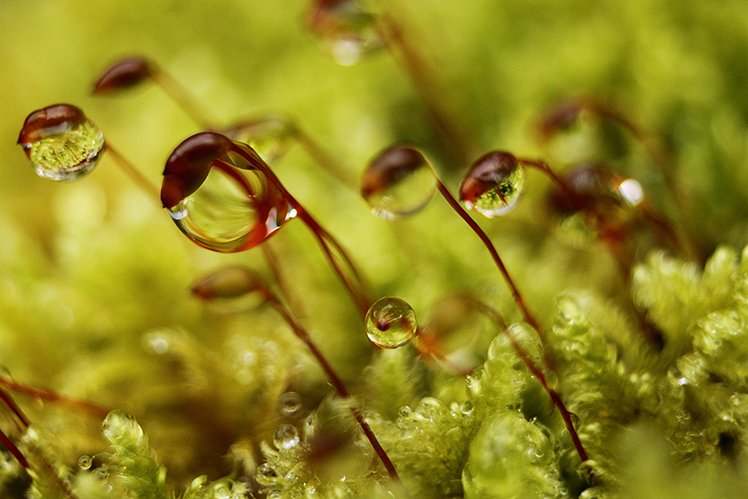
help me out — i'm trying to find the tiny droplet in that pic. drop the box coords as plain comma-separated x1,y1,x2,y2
278,392,303,417
78,455,93,470
273,424,300,450
18,104,105,181
617,178,643,206
361,145,436,220
365,297,418,348
459,151,524,217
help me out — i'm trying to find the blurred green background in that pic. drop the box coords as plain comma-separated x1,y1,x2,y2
3,0,748,490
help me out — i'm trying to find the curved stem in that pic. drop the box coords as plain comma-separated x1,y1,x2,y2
433,179,552,362
0,377,110,420
103,141,161,201
150,66,215,131
231,144,373,317
470,300,591,475
260,289,401,483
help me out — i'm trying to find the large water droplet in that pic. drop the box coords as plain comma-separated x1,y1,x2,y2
223,118,296,164
365,296,418,348
459,151,524,217
361,145,436,219
18,104,105,181
307,0,384,66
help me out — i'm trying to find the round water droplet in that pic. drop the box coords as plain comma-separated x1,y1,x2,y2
361,145,436,219
459,151,524,217
78,455,93,470
162,133,296,253
223,118,296,164
274,424,300,450
18,104,105,181
278,392,303,417
307,0,384,66
365,297,418,348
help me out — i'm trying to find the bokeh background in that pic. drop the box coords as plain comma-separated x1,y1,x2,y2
2,0,748,492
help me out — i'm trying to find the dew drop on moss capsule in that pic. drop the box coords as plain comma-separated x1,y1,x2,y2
460,151,525,217
18,104,105,181
365,297,418,349
307,0,383,66
361,145,436,220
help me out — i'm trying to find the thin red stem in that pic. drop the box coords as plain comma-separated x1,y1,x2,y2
433,180,550,351
0,377,110,420
230,144,373,317
263,291,401,483
0,389,30,427
470,301,591,474
0,428,29,468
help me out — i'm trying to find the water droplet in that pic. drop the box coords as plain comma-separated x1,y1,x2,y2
78,455,93,470
273,424,300,450
278,392,303,417
162,133,295,253
223,118,296,164
93,57,153,94
459,151,524,217
365,297,417,348
361,145,436,219
307,0,383,66
191,266,265,300
18,104,105,181
93,468,109,481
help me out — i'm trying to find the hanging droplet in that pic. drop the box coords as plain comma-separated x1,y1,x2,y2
222,117,297,164
361,145,436,219
92,57,153,94
18,104,105,181
307,0,384,66
365,296,418,349
273,424,300,450
162,132,296,253
460,151,525,217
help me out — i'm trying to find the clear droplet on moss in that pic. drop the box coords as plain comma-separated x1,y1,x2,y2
361,145,436,220
307,0,383,66
273,424,300,450
191,266,264,300
278,392,302,417
365,297,418,348
78,455,93,470
460,151,525,217
222,118,296,164
18,104,105,181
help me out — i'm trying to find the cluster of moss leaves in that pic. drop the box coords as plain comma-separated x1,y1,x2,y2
3,0,748,498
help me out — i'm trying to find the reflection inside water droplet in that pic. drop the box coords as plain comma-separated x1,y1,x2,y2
362,146,436,219
168,166,295,253
78,455,93,470
19,107,105,182
273,424,300,450
278,392,303,417
223,118,296,164
460,152,525,218
365,297,418,348
308,0,383,66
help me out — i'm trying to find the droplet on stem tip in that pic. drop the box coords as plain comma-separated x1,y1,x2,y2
307,0,384,66
361,145,436,219
17,104,105,181
161,132,295,253
459,151,525,217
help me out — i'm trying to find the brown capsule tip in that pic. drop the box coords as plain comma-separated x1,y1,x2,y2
361,145,428,199
92,57,154,95
161,132,236,207
459,151,519,203
535,99,586,143
17,104,87,146
190,266,264,300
